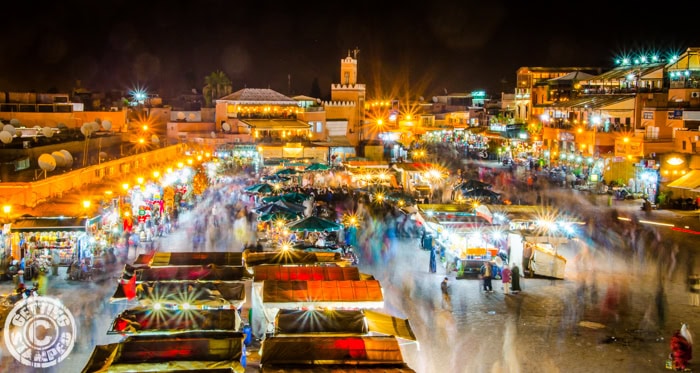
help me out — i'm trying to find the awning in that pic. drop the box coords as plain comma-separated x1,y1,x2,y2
110,281,246,309
254,265,360,282
108,308,241,335
667,170,700,189
262,280,384,309
133,265,251,282
243,250,343,267
10,215,100,232
147,252,244,266
82,333,245,373
275,309,366,334
363,309,417,342
273,309,417,343
259,336,410,367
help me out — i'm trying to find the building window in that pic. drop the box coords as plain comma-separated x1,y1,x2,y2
316,122,322,132
643,112,653,119
344,72,350,85
682,141,687,150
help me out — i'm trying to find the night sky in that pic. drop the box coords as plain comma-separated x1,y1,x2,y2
2,1,698,100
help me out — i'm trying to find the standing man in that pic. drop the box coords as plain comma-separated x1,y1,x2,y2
429,244,437,273
440,277,451,311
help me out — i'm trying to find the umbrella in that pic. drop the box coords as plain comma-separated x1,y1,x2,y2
244,183,274,194
255,203,301,215
257,211,302,222
261,174,291,183
454,179,492,191
276,168,299,175
305,162,330,171
272,200,306,212
286,216,343,232
262,192,310,204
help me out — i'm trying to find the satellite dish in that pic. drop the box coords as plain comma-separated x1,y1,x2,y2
188,113,196,121
210,131,217,139
60,150,73,167
432,96,438,103
38,153,57,171
176,112,186,120
3,124,16,136
0,131,12,144
94,118,102,125
57,123,67,130
99,151,108,160
222,122,231,132
151,135,159,144
90,121,100,132
42,127,54,138
9,118,20,126
33,125,41,130
102,120,112,131
51,151,67,167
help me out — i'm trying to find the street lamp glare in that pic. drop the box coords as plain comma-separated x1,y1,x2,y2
3,205,11,214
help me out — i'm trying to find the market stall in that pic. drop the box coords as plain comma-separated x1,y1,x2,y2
508,233,568,279
259,335,415,372
110,281,246,310
274,309,417,346
82,333,246,373
128,265,251,283
109,308,242,335
143,251,244,267
9,215,101,265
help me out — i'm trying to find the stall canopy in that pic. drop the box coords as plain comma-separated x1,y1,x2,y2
667,170,700,189
274,309,417,343
132,265,251,282
109,308,241,335
10,215,100,232
243,249,343,267
141,252,244,266
254,265,360,282
110,281,246,309
82,332,245,373
259,336,414,372
262,280,384,309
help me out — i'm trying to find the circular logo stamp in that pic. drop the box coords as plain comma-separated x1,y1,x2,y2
3,295,76,368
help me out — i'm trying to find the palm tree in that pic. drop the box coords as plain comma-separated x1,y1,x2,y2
203,70,232,108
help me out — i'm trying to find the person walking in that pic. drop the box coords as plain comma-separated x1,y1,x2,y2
511,263,522,294
480,261,493,293
501,264,512,294
429,244,437,273
440,277,452,311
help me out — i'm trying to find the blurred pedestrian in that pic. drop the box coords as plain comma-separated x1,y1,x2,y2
689,274,700,306
670,324,693,371
480,261,493,293
511,263,522,294
429,244,437,273
501,264,512,294
440,277,451,311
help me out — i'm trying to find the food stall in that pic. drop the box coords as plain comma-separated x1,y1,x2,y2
507,232,568,279
8,215,101,265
